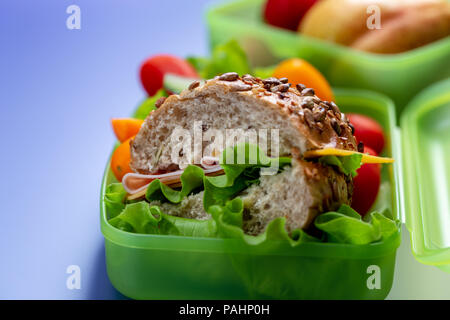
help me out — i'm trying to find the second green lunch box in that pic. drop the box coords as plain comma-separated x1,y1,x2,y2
207,0,450,115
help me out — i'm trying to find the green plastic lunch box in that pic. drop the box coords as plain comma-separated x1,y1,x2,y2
206,0,450,116
100,77,450,299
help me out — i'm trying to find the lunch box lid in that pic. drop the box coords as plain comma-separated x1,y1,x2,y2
399,78,450,272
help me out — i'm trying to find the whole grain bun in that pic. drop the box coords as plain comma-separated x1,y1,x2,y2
300,0,450,54
129,73,357,233
130,74,356,174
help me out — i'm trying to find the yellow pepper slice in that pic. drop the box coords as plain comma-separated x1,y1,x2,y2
303,148,394,164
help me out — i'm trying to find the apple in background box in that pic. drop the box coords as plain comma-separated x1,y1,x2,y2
264,0,319,31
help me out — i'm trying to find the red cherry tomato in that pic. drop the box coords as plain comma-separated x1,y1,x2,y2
140,55,198,96
264,0,318,31
347,113,385,154
351,146,381,216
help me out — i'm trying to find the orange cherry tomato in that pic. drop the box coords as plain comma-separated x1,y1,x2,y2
111,118,144,143
111,136,134,182
272,58,334,102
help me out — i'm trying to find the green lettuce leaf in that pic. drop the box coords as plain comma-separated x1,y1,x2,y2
142,143,291,210
187,40,251,79
217,143,291,186
109,201,217,237
370,211,399,241
314,204,399,244
106,143,291,236
104,143,398,246
145,165,205,203
109,201,159,233
203,143,291,209
319,153,362,177
186,56,210,77
133,89,167,120
208,197,319,247
104,183,127,219
210,201,398,247
186,40,274,80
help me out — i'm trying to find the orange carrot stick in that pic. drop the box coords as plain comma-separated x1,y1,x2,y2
111,136,134,182
111,118,144,143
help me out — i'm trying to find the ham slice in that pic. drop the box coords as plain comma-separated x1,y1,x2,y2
122,157,222,195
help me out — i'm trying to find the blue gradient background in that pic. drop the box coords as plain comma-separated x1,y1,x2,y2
1,0,450,299
0,0,210,299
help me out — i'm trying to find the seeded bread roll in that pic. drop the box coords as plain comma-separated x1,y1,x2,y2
128,73,357,233
148,191,209,221
240,158,352,235
130,73,356,174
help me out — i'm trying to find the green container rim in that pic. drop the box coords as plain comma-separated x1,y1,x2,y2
100,89,401,260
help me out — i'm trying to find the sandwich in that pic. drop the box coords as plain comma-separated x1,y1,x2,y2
105,73,396,243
